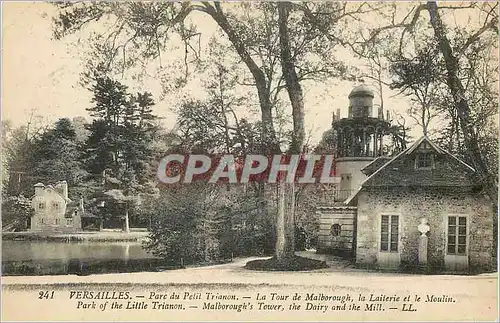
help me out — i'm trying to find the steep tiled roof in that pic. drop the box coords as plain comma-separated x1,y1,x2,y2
32,185,71,202
361,156,392,176
64,201,80,218
345,136,478,205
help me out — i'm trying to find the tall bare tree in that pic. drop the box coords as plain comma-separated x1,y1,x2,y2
426,1,498,207
305,1,498,206
53,2,359,263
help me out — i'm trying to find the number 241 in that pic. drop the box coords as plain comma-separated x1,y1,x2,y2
38,291,55,299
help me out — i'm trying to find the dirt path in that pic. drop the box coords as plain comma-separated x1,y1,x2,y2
2,253,497,322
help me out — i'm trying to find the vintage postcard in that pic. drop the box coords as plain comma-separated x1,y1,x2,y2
1,1,498,322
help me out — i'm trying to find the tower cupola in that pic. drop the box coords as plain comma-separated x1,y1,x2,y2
348,84,374,118
332,84,392,158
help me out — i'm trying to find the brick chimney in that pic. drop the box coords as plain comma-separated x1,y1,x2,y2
55,181,69,200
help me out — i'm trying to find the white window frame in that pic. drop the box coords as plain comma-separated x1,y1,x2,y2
446,214,469,256
379,214,400,253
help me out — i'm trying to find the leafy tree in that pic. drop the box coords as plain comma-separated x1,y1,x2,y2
84,76,160,231
389,40,445,136
2,116,88,200
166,69,275,259
2,118,43,197
315,129,336,154
53,1,363,263
426,1,498,207
31,118,88,193
145,181,233,263
1,195,33,231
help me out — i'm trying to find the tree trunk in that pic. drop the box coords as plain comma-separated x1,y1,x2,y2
274,181,297,259
123,206,130,233
275,179,287,259
274,1,307,260
427,1,498,209
278,2,305,155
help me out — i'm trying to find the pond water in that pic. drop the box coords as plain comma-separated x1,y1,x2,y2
2,240,154,262
2,240,180,276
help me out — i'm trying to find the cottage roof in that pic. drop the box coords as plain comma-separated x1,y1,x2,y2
64,207,78,218
345,136,477,205
361,156,392,176
32,182,71,203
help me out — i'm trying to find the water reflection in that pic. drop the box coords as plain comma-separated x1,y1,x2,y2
2,240,152,262
2,240,180,276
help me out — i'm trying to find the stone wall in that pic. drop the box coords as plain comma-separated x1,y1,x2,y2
356,187,494,273
317,206,357,255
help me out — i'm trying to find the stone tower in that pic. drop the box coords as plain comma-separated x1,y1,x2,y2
332,84,392,195
316,85,394,255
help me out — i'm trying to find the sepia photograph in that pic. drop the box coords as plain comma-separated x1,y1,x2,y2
1,1,498,322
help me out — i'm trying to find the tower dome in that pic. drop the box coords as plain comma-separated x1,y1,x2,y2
348,84,374,98
348,84,374,118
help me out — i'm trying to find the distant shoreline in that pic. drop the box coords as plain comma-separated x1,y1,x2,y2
2,230,150,243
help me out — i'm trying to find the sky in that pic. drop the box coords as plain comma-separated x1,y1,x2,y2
1,2,466,145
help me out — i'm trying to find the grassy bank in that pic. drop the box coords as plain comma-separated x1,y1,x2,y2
2,230,150,243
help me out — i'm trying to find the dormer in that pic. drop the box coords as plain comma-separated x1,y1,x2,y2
414,141,436,170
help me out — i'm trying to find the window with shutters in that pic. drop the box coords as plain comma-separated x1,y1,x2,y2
380,215,399,252
447,216,467,255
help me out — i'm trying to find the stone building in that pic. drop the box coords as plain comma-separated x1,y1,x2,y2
317,84,396,255
30,181,83,232
317,85,494,273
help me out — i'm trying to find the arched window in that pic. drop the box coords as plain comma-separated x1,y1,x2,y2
331,224,341,237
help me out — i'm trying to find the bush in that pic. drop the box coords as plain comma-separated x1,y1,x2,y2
245,255,328,271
